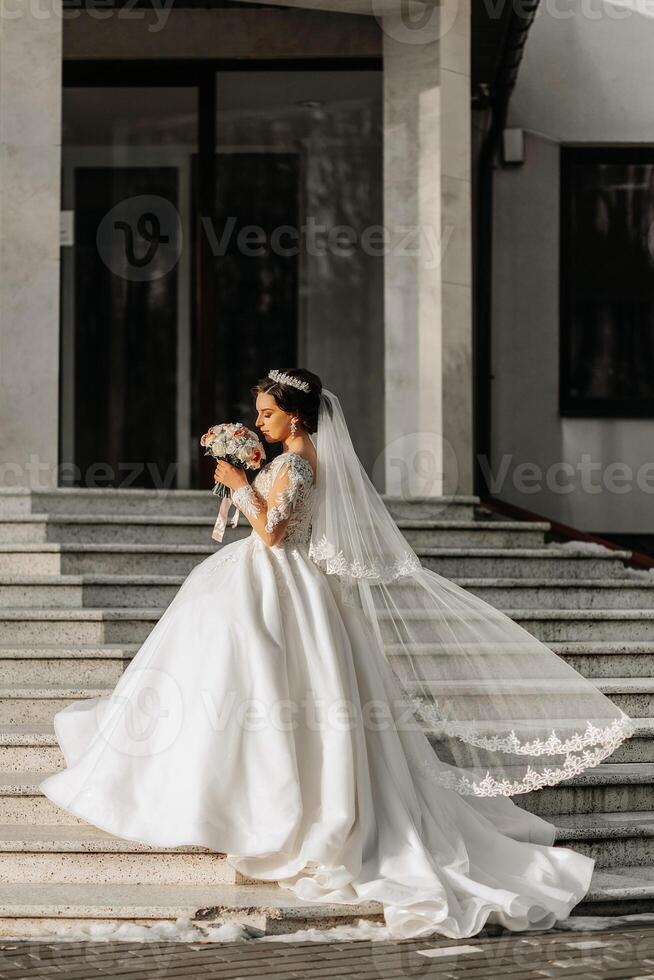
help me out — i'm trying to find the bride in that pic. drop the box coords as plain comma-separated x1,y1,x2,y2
39,368,636,940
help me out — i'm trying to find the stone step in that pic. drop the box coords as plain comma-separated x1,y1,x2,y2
4,703,652,767
0,676,648,724
554,811,654,868
0,687,111,724
577,678,654,718
0,609,159,645
0,516,239,548
1,640,652,688
399,520,551,549
387,640,654,681
0,575,184,609
426,717,654,765
380,606,654,644
3,573,653,612
418,548,632,579
408,676,652,717
551,641,654,679
3,604,654,649
0,544,622,585
4,604,654,650
1,710,652,775
0,873,647,937
2,762,652,824
0,825,252,885
0,863,652,935
0,487,479,520
0,816,646,908
0,489,228,518
0,516,550,551
0,771,87,825
518,763,654,817
0,543,218,577
458,578,654,610
0,725,66,772
0,880,384,937
513,610,654,642
574,866,654,915
5,572,654,612
0,810,648,885
0,646,133,685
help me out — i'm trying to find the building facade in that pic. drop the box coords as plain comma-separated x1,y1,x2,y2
3,0,650,539
491,0,654,538
0,0,472,500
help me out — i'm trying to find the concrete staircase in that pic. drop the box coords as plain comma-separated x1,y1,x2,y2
0,486,652,935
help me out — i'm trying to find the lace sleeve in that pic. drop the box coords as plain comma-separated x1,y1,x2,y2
231,484,264,522
264,455,312,535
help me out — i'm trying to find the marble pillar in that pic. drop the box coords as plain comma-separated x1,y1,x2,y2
0,0,62,489
382,0,472,497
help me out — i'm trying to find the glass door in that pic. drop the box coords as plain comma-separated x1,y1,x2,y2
60,82,198,489
60,62,383,490
210,68,384,476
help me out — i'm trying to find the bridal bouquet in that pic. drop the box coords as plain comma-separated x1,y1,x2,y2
201,422,266,497
201,423,266,544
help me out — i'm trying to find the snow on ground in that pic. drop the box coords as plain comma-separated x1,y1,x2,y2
549,540,619,556
623,564,654,579
4,913,654,945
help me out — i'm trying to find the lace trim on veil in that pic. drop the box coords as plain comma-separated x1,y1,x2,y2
411,696,637,757
309,533,421,582
421,717,636,797
412,698,637,797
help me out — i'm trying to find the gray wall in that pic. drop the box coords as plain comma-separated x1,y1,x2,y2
491,0,654,533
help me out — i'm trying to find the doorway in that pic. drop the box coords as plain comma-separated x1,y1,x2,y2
60,60,383,489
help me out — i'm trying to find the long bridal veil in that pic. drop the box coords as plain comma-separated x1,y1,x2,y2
308,389,636,798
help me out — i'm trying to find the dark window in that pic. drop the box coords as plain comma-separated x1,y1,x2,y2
560,146,654,417
61,61,382,488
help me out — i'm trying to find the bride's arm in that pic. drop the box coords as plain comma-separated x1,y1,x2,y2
259,460,305,546
231,482,280,545
215,459,301,548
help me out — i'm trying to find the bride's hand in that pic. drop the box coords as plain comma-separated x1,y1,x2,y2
214,460,248,491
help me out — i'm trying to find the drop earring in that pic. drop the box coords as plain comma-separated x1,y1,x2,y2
290,418,298,437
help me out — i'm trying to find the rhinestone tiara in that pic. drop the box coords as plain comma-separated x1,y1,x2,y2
267,369,310,393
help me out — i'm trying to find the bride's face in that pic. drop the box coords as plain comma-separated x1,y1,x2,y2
255,393,294,443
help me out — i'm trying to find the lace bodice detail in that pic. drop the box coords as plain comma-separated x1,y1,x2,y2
233,451,316,546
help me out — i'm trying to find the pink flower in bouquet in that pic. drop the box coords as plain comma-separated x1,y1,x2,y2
201,422,266,497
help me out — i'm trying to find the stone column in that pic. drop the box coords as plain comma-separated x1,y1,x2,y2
0,0,62,489
382,0,472,497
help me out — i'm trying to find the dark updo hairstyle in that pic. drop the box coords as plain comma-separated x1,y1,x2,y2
251,368,322,434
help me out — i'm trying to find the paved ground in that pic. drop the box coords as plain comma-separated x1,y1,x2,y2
2,924,654,980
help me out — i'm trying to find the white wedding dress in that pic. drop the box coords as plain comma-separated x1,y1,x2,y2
40,450,596,940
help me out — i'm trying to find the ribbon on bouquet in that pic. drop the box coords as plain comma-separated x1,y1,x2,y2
211,493,240,543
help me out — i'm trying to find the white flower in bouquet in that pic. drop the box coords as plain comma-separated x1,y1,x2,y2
200,423,266,497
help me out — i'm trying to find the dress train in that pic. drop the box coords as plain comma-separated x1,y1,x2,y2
40,525,595,940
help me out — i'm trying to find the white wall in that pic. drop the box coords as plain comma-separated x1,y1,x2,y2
0,2,62,489
492,0,654,533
